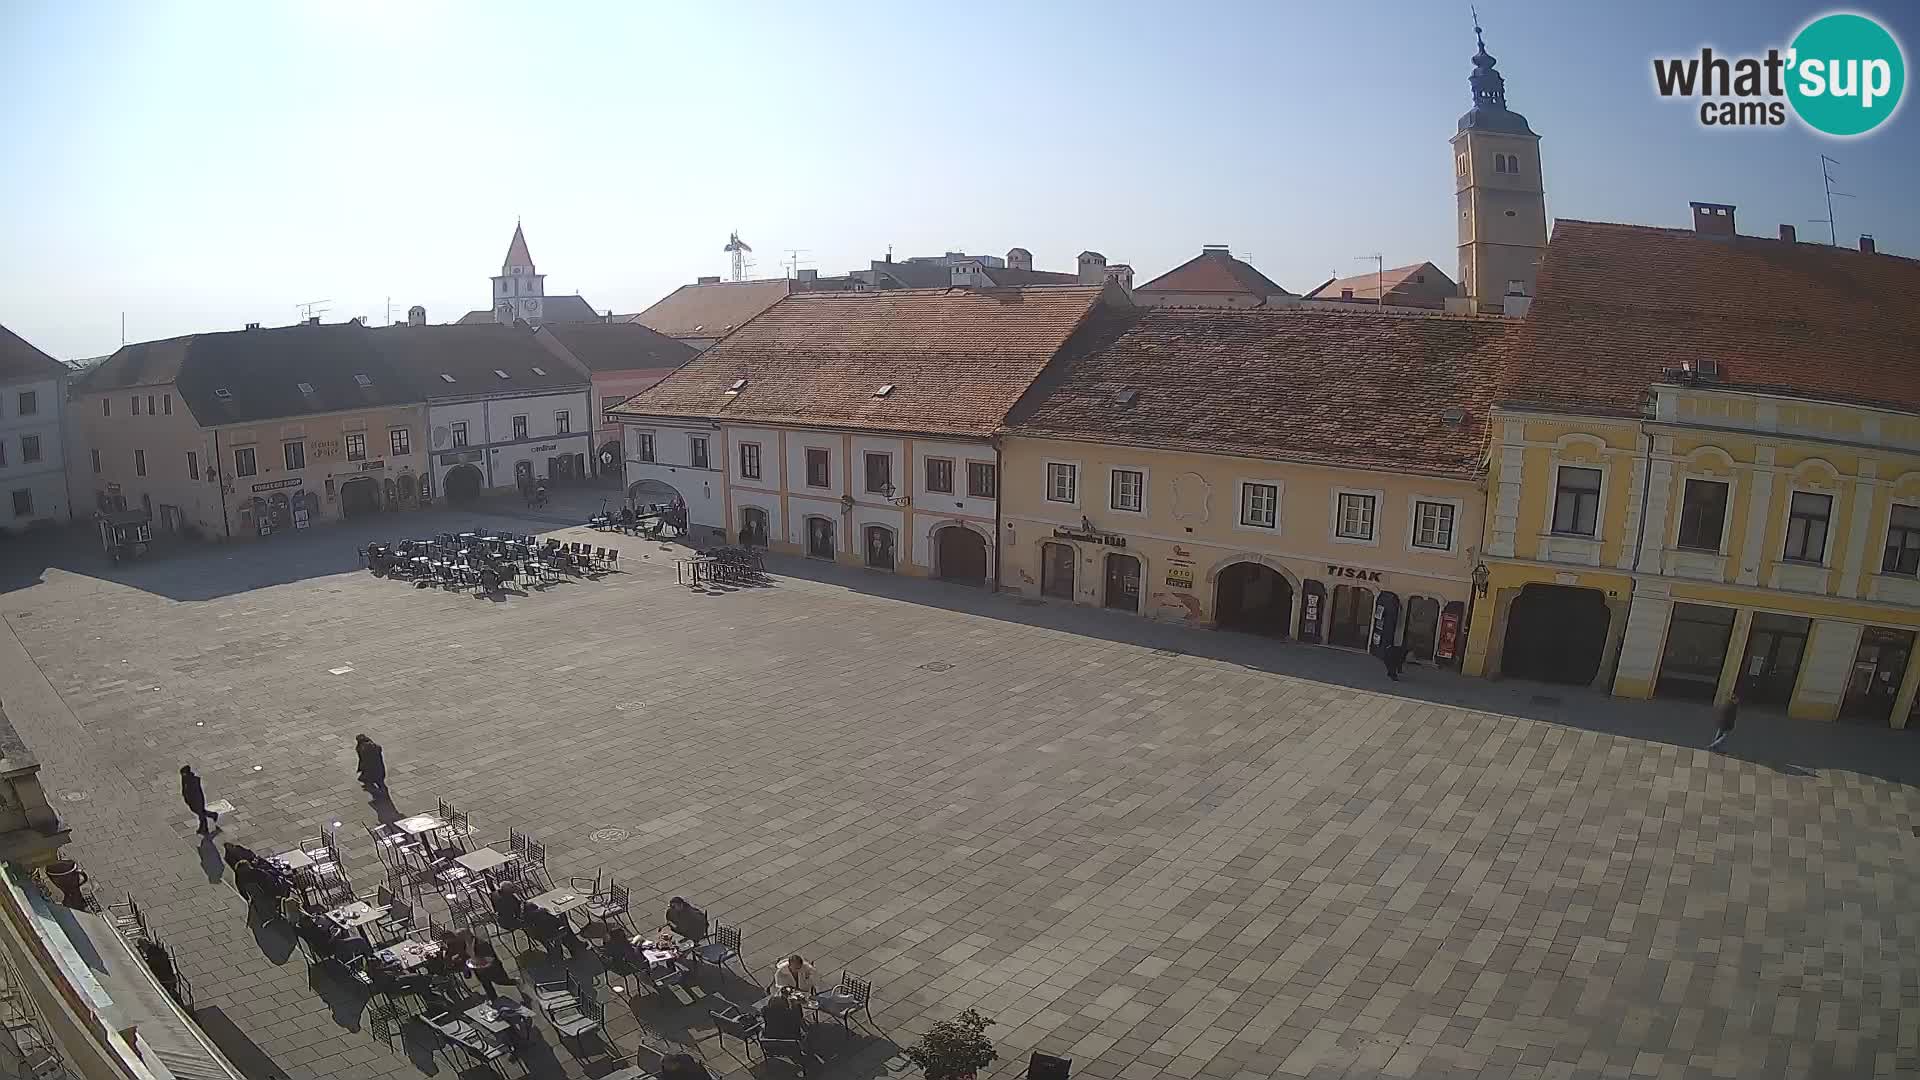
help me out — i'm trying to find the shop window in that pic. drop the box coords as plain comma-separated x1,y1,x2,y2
1046,462,1077,504
234,446,257,477
1882,505,1920,576
967,461,997,498
1110,469,1144,513
1412,500,1454,550
1551,466,1602,536
1654,603,1736,701
1783,491,1832,563
1240,482,1278,528
926,457,954,494
1677,479,1729,550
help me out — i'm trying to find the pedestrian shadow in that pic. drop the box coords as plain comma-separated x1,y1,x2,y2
397,1017,445,1075
194,1005,296,1079
307,962,371,1031
370,790,403,825
196,834,226,883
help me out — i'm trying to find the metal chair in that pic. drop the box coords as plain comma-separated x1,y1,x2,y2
586,880,630,927
549,998,605,1056
695,923,743,976
1024,1051,1073,1079
707,1000,764,1055
820,971,873,1031
523,838,549,887
369,1000,401,1048
509,827,529,858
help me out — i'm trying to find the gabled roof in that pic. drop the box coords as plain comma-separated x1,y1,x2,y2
370,323,588,396
0,323,69,382
612,286,1117,439
456,294,602,326
1507,219,1920,417
630,278,792,340
537,321,698,374
1303,262,1454,307
1007,306,1514,480
90,322,426,426
502,223,534,272
1136,248,1293,298
977,266,1080,287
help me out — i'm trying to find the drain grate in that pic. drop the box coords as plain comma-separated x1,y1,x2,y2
63,791,88,803
919,661,953,673
590,827,631,844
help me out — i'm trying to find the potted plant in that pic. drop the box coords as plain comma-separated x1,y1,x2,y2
905,1008,998,1080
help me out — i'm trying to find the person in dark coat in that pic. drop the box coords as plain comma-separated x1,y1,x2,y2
1381,642,1408,681
355,735,387,794
180,765,219,833
666,896,708,941
1710,692,1738,750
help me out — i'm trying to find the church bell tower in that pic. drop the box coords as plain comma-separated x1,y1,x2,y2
1450,21,1547,314
490,222,546,324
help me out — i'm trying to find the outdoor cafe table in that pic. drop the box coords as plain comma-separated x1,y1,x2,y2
527,886,593,918
373,938,440,971
465,998,531,1035
454,847,516,875
395,812,449,836
322,900,390,939
268,848,313,872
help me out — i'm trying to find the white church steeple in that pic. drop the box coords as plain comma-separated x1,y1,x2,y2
490,222,545,324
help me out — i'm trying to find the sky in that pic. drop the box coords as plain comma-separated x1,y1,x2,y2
2,0,1916,360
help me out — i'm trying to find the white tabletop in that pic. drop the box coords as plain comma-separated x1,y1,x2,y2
454,847,516,873
324,901,390,930
527,887,592,915
396,813,447,835
270,849,313,870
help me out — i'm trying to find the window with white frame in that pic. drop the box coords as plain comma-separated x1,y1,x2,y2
346,432,366,461
1336,492,1376,540
1412,500,1454,550
739,441,762,480
925,457,954,494
967,461,996,498
555,410,570,434
1676,479,1730,551
1240,482,1278,528
450,422,467,449
1046,462,1077,504
1884,505,1920,577
283,440,305,471
390,428,411,456
635,432,653,462
690,436,709,469
805,447,831,488
1110,468,1144,512
1551,466,1602,536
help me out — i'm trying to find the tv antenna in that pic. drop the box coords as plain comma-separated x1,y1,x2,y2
782,249,813,278
295,299,332,322
1809,154,1853,246
1355,253,1384,304
723,231,753,282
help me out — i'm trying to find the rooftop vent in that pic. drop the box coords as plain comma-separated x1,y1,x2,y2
1441,407,1466,426
531,366,547,376
727,378,748,395
214,388,233,401
493,369,510,379
873,384,894,397
353,373,372,388
439,373,456,384
296,382,315,394
1115,388,1140,406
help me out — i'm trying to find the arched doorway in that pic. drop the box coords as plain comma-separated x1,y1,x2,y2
1328,585,1374,649
1215,562,1293,637
936,525,988,586
1104,553,1141,612
740,507,769,548
1404,596,1441,663
445,464,484,504
864,526,896,570
396,473,416,504
599,441,623,480
340,477,381,519
628,478,681,507
805,516,836,559
1041,542,1075,600
1500,584,1610,685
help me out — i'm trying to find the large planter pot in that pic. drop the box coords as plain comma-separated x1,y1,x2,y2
46,859,90,909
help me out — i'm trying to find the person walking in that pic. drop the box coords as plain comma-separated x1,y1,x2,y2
1710,692,1738,751
180,765,219,834
355,734,387,794
1381,641,1408,681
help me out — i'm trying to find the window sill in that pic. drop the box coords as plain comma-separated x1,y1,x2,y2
1673,544,1723,555
1548,530,1600,541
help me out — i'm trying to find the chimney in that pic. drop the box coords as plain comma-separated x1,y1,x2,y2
244,322,261,330
1860,234,1876,254
1779,224,1796,243
305,316,321,325
1006,247,1033,272
1505,295,1533,318
696,275,722,285
407,304,426,327
796,268,818,282
1076,250,1108,285
1689,201,1737,237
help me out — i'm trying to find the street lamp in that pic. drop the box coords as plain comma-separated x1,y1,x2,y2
1472,562,1490,596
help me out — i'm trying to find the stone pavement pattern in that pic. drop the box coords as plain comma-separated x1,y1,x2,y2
1,508,1918,1080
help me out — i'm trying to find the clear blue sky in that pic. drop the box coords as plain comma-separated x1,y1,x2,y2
3,1,1915,359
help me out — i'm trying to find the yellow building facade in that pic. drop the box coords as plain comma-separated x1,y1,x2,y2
999,436,1481,664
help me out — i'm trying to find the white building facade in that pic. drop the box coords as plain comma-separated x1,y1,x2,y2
0,351,69,534
428,387,593,500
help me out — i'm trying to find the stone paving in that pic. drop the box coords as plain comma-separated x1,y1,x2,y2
1,505,1918,1080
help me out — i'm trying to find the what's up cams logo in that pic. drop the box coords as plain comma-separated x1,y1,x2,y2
1653,12,1905,136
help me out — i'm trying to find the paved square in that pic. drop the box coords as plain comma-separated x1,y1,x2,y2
3,505,1919,1080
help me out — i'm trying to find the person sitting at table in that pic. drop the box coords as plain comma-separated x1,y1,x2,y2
526,904,582,956
491,884,526,932
295,914,348,963
760,994,812,1072
659,1052,715,1079
666,896,709,941
773,954,819,994
433,931,470,976
221,841,260,872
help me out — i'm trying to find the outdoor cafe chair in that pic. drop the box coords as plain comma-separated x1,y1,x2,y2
585,880,629,927
523,838,550,886
509,827,529,859
549,997,605,1056
695,923,744,977
708,999,764,1055
819,971,874,1031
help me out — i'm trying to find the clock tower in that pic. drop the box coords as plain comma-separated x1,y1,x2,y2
489,222,546,324
1450,22,1547,314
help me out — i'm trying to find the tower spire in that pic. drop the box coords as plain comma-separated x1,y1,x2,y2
1468,11,1508,111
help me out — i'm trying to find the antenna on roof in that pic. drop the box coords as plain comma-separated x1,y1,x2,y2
295,299,332,322
724,231,754,282
782,249,813,278
1355,253,1384,305
1808,154,1854,247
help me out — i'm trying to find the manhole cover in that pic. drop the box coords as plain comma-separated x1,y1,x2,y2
590,828,630,843
919,661,952,672
63,791,89,803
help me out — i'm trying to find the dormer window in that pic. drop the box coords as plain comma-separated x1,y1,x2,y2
494,369,510,379
214,388,233,401
531,366,547,376
727,378,747,396
354,373,372,388
296,382,315,395
873,384,894,398
440,373,456,384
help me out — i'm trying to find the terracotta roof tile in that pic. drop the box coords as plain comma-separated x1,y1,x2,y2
1509,220,1920,417
0,322,68,381
1007,307,1516,480
1305,262,1454,306
631,279,792,340
612,286,1113,439
1136,248,1293,298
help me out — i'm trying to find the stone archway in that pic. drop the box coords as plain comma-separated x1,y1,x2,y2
935,525,990,586
628,479,681,507
340,477,382,519
1215,561,1293,637
444,464,484,504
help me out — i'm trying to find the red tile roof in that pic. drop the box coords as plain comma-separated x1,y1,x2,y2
0,323,67,382
1508,220,1920,417
1007,307,1516,480
1136,248,1293,298
612,286,1115,439
1304,262,1454,307
630,279,792,341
